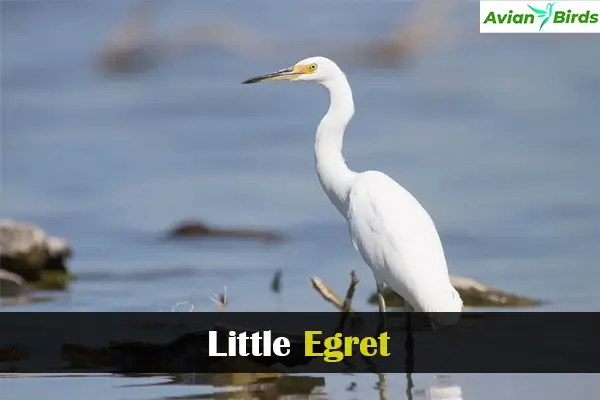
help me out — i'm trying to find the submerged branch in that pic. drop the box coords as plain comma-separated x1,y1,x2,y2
310,272,364,329
335,271,359,333
341,271,359,313
310,276,348,311
209,286,228,311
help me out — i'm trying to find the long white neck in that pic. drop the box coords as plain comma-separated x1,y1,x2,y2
314,73,358,217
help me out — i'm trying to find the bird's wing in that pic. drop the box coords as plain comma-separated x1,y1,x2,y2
347,171,461,314
527,5,547,16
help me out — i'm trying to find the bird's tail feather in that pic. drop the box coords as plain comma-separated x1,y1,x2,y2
429,287,463,329
430,312,461,329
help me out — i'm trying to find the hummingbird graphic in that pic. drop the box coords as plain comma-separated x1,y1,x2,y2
528,2,556,31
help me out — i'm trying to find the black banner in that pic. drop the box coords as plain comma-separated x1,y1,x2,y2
0,312,598,373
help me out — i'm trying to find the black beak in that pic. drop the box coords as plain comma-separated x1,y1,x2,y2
242,66,296,84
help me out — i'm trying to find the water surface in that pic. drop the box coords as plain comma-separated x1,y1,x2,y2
2,0,599,398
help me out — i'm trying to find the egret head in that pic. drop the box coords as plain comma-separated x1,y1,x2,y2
242,56,342,86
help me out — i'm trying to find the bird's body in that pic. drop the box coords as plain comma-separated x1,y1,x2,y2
243,56,462,327
347,171,462,317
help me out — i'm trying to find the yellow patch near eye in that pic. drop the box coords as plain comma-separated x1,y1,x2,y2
293,63,318,74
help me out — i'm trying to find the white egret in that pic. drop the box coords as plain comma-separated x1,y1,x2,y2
242,56,463,332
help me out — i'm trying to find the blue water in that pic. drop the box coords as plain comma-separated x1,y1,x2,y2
2,0,599,398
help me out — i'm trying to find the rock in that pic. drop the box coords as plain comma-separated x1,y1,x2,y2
0,268,26,298
0,219,74,289
96,0,159,75
368,275,543,308
166,220,284,244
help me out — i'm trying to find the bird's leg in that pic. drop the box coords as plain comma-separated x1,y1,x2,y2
376,281,388,337
358,280,388,372
405,369,415,400
404,304,415,392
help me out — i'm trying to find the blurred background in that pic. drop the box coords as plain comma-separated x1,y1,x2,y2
1,0,599,398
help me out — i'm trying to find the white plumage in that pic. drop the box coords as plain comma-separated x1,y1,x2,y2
243,56,462,327
348,171,462,325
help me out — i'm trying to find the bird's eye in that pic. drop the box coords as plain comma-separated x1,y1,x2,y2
309,63,317,71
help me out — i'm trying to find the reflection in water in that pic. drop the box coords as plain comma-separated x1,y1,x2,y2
0,295,55,307
413,375,463,400
376,374,389,400
120,373,326,400
117,373,462,400
76,266,199,283
406,372,414,400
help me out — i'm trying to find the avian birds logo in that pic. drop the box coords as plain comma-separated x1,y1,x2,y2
528,2,557,31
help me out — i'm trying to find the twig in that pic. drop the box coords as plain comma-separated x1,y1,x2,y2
209,286,227,311
341,271,359,313
270,270,282,294
167,295,198,312
310,271,359,370
335,271,359,333
310,272,364,330
310,277,350,311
